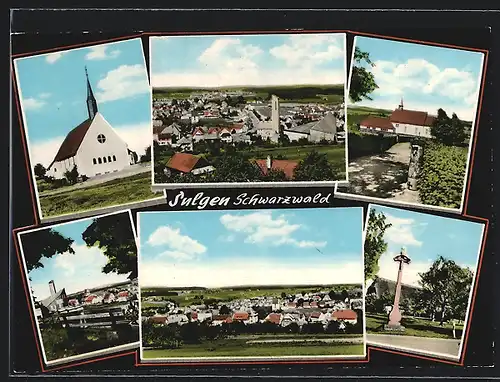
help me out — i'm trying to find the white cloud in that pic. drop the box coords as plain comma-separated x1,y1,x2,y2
219,211,327,248
23,97,46,111
384,213,423,247
95,64,150,103
38,92,51,99
140,258,362,288
29,135,64,168
85,45,121,60
29,244,129,301
147,226,206,260
114,122,151,156
151,34,345,88
45,51,65,64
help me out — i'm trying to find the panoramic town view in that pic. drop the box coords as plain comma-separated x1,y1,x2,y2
150,34,347,185
338,36,484,210
18,212,140,363
138,208,365,359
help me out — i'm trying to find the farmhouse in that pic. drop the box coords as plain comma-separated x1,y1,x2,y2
45,68,137,179
359,99,435,138
40,280,67,314
254,155,299,180
331,309,358,325
84,294,103,305
155,123,182,146
116,291,130,302
165,153,215,176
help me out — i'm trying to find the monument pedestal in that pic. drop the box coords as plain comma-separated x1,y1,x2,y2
383,323,406,332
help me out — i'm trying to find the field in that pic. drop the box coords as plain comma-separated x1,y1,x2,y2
366,313,464,339
142,336,364,358
142,284,361,307
39,172,161,217
153,84,344,104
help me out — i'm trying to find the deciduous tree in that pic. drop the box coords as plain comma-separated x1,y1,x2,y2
349,47,379,103
293,151,339,181
364,209,392,283
431,109,467,146
34,163,46,179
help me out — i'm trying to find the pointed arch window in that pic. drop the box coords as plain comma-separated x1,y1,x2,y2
103,157,107,163
98,157,102,164
93,158,97,165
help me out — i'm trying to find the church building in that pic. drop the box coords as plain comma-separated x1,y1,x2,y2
45,68,137,179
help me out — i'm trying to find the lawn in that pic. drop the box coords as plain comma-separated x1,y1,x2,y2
142,338,364,358
39,172,161,218
366,313,464,339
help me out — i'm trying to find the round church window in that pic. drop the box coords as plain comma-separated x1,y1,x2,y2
97,134,106,143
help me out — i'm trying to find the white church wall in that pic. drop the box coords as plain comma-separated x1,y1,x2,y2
76,113,130,177
393,122,432,138
47,156,77,179
284,130,309,142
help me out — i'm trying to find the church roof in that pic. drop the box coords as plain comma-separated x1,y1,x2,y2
40,288,66,308
360,116,394,130
390,109,435,127
50,118,93,164
310,112,337,134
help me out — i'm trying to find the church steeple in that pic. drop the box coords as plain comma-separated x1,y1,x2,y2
85,66,98,120
398,97,404,110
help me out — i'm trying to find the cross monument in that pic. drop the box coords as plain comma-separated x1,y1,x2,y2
385,247,411,331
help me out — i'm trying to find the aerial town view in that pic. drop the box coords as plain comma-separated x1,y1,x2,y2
150,34,347,185
138,208,365,360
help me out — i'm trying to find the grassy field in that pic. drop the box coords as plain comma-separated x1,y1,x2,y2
366,313,464,339
143,338,364,358
142,284,361,307
39,172,161,218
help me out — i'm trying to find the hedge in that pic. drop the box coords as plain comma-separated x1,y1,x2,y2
418,142,468,208
348,132,398,159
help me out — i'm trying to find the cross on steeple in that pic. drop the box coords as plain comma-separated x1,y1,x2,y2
85,66,98,120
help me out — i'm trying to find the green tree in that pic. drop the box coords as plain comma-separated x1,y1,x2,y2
262,168,288,181
219,305,231,315
293,151,339,181
349,47,379,103
364,209,392,283
21,228,75,273
82,213,138,279
34,163,46,179
64,165,79,185
431,109,467,146
212,151,262,182
418,256,473,325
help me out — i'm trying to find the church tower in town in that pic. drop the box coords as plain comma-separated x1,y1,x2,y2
85,66,98,120
271,94,280,134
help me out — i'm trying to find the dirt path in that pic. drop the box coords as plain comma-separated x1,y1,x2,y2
339,142,420,203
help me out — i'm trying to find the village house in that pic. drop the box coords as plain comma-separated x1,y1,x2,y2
154,123,182,146
116,290,130,302
46,68,137,179
331,309,358,325
164,152,215,177
84,294,103,305
359,99,435,138
103,292,116,304
254,155,299,180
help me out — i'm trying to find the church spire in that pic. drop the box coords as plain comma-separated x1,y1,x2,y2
85,66,98,120
398,97,404,110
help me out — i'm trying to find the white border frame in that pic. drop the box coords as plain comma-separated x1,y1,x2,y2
335,35,487,214
149,32,349,190
362,203,486,361
137,207,366,363
12,37,167,224
16,209,141,367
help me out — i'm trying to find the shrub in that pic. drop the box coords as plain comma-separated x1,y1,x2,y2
418,142,468,209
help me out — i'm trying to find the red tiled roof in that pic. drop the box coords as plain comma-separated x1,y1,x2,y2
166,153,201,173
232,312,250,321
390,109,434,126
266,313,281,325
212,314,231,321
332,309,357,320
117,291,129,297
360,116,394,131
191,312,198,320
51,118,93,164
255,159,299,180
85,295,97,302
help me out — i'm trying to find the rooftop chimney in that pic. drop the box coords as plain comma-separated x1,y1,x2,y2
266,155,272,170
49,280,57,296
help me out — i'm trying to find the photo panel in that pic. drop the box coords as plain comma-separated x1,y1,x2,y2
16,210,140,367
150,33,348,189
336,35,486,213
363,204,486,361
137,207,365,362
13,37,166,223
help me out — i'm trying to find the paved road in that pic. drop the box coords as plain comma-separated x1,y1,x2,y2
247,337,364,344
338,142,420,203
40,163,151,196
367,334,460,358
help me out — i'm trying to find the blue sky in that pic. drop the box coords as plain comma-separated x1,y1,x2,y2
139,208,363,288
14,38,152,167
351,36,485,121
368,204,485,286
22,213,134,301
150,33,346,88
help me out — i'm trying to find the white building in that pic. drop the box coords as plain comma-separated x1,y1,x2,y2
46,68,137,179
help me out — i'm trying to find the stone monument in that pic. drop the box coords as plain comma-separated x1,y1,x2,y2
384,247,412,331
407,144,423,191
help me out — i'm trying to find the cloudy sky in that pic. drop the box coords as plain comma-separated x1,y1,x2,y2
367,204,485,287
21,212,135,301
139,208,363,288
150,33,346,88
14,38,151,168
351,37,484,121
